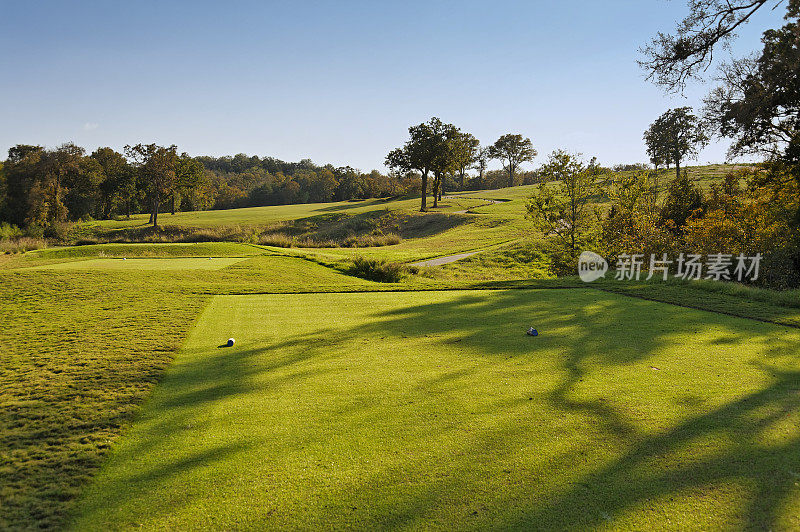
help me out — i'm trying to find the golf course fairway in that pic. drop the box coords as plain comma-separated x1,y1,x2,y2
68,289,800,530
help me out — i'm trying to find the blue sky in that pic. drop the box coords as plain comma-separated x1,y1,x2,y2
0,1,787,171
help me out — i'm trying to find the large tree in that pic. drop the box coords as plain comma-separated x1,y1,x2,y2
703,19,800,169
450,131,479,189
3,145,45,226
91,147,133,218
386,117,456,211
644,107,708,180
641,0,800,240
172,153,205,214
124,143,178,227
2,143,93,227
488,134,536,188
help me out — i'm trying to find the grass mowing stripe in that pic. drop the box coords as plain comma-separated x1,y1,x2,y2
69,289,800,530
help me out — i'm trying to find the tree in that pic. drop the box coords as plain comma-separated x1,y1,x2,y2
91,147,132,218
644,107,708,180
41,143,86,225
660,169,706,234
429,122,459,208
639,0,790,92
488,134,536,188
526,150,600,259
450,131,479,189
124,144,177,227
173,153,205,214
703,19,800,178
602,171,675,261
386,117,455,212
472,146,489,188
3,145,45,226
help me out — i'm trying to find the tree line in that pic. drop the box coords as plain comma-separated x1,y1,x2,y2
0,134,551,230
0,145,420,229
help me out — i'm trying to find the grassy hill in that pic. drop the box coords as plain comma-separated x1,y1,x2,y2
6,163,800,530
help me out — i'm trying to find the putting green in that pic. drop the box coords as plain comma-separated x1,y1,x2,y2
24,257,250,271
70,289,800,530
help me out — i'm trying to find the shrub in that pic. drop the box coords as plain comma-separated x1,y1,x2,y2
0,237,46,254
346,257,406,282
660,170,705,234
0,223,23,241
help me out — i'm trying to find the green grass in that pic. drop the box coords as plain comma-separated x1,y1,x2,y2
80,195,487,233
0,256,381,529
24,257,251,271
4,161,795,530
0,272,209,530
68,289,800,530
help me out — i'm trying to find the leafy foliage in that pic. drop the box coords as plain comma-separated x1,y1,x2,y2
643,107,709,179
660,169,707,234
526,150,601,263
488,134,537,187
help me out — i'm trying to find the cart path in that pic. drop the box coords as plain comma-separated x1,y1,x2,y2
409,251,482,267
443,196,505,214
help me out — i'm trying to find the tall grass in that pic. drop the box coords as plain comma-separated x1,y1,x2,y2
0,223,47,254
345,257,407,282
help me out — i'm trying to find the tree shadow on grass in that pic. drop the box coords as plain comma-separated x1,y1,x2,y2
75,288,800,529
318,289,800,529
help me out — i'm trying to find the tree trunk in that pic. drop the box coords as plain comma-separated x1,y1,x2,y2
675,159,681,180
432,175,440,208
459,170,465,189
152,195,160,227
508,167,515,188
420,171,428,212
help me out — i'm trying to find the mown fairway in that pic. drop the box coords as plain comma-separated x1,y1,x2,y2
68,289,800,530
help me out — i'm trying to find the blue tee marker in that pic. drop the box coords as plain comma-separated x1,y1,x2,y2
226,338,235,347
527,327,538,337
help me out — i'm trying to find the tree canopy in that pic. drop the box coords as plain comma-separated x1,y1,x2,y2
644,107,708,179
488,134,537,188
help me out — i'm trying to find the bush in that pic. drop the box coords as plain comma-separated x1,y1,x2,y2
0,237,46,254
660,170,705,234
0,223,23,241
346,257,406,282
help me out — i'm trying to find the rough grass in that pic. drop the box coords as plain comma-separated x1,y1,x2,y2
0,257,381,530
346,257,407,283
68,289,800,530
0,273,208,530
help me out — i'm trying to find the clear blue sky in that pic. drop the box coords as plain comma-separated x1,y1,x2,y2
0,1,786,171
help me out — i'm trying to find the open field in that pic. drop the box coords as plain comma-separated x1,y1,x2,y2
69,289,800,530
3,163,800,530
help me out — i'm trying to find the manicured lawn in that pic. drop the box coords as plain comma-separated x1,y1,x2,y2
69,289,800,530
80,195,486,232
0,256,377,530
25,257,251,271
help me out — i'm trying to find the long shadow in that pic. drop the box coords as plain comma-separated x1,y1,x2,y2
313,289,800,528
74,288,800,529
312,198,388,213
